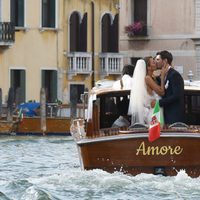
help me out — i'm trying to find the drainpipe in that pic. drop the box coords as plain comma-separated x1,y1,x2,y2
91,2,95,87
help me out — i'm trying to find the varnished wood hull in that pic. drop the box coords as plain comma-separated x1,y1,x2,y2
0,121,17,134
76,132,200,177
16,117,71,136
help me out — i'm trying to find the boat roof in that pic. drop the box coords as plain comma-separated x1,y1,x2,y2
90,86,200,98
90,87,130,97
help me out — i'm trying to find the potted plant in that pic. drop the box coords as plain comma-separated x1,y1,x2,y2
125,21,147,37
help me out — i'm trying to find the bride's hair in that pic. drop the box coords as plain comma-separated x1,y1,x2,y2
143,56,153,68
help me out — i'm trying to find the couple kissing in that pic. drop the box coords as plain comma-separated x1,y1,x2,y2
128,50,184,126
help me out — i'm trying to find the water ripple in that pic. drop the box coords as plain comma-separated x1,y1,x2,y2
0,136,199,200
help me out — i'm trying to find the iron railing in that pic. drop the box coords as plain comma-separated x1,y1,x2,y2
0,22,15,44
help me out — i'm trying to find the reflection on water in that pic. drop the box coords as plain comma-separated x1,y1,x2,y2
0,136,199,200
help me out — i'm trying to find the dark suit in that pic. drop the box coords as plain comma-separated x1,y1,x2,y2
159,68,185,124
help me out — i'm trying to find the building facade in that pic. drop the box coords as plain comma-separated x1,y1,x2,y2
0,0,64,104
0,0,120,107
2,0,199,108
119,0,200,80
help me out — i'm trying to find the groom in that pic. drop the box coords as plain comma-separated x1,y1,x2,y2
154,50,185,124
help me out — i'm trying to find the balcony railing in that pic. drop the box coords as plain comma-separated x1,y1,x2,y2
0,22,15,45
99,53,124,77
67,52,92,78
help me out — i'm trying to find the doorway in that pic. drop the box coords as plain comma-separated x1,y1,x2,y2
41,70,57,103
10,69,26,104
70,84,85,117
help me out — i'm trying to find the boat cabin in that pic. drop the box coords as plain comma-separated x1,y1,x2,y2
85,86,200,134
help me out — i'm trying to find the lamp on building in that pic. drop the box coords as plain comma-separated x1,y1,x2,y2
187,70,194,82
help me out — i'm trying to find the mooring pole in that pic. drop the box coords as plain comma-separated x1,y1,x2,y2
40,88,46,135
0,88,2,118
7,87,14,122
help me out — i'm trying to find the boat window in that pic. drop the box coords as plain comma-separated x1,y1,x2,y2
185,94,200,125
100,93,130,128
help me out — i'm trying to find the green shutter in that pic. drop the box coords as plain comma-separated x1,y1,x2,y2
18,0,24,26
10,70,14,87
42,0,55,28
10,0,15,25
41,70,45,88
50,0,55,27
51,70,57,102
20,70,25,102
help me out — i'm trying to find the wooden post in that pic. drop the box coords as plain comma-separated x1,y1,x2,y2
0,88,2,118
40,88,46,134
7,87,14,122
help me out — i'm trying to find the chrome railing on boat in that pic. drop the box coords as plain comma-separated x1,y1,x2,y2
168,122,188,130
70,118,86,141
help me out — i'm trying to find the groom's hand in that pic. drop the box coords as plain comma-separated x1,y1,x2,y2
151,99,156,108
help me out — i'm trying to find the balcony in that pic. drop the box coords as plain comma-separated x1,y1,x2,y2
67,52,92,79
0,22,15,46
99,53,124,78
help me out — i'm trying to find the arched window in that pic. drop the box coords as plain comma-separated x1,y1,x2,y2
101,13,119,52
101,14,111,52
70,12,87,52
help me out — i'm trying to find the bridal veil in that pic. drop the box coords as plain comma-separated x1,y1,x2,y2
128,59,148,124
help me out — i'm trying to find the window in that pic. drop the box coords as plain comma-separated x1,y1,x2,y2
70,12,87,52
42,70,57,103
10,69,26,103
132,0,147,36
101,14,119,52
0,0,2,21
10,0,24,27
42,0,56,28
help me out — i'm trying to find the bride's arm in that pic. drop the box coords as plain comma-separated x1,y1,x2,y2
145,74,165,96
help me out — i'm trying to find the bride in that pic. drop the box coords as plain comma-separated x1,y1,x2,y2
128,57,167,125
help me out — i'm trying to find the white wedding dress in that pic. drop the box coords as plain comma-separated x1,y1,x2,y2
128,59,163,126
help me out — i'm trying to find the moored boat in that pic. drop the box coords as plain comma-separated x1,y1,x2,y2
14,103,74,136
71,84,200,177
0,120,18,134
16,117,71,136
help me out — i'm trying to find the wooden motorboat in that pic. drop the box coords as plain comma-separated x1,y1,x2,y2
71,85,200,177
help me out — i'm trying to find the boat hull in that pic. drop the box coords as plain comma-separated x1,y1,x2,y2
77,133,200,177
16,117,71,136
0,121,17,134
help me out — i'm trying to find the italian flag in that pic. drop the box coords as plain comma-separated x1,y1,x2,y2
148,101,163,142
18,108,24,122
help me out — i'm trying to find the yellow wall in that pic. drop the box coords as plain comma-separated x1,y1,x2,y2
0,0,118,103
0,0,64,102
1,0,10,21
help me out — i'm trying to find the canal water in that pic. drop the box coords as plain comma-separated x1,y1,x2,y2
0,136,199,200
